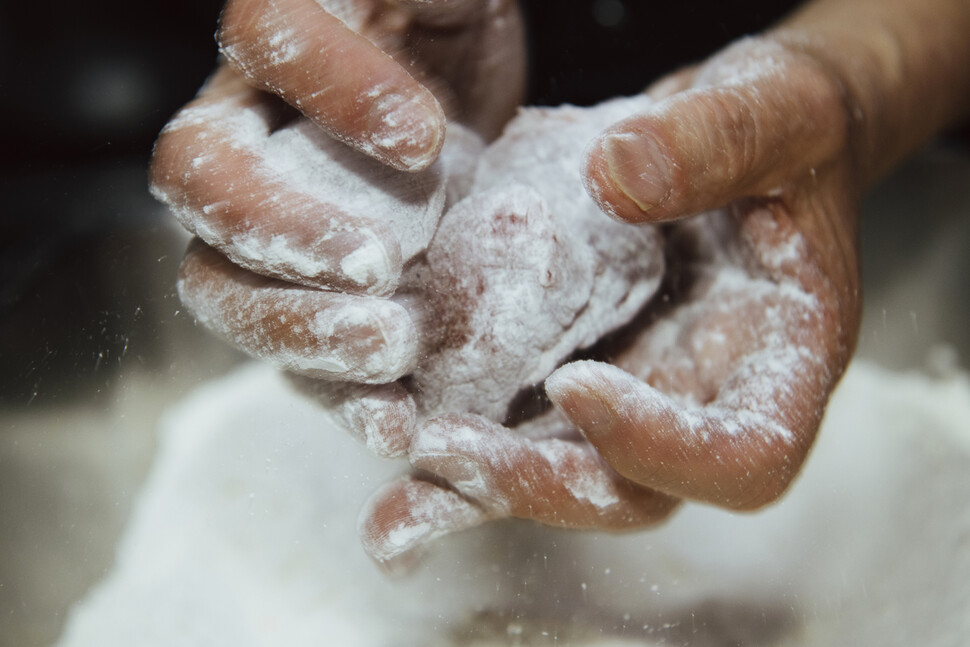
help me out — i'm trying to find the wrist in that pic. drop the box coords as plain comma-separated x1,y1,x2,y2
769,0,970,188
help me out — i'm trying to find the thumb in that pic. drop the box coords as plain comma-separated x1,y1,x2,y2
583,52,847,223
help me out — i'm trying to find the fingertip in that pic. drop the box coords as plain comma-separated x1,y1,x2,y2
548,361,665,444
357,477,492,573
582,131,672,224
218,0,447,172
546,360,637,404
362,88,446,172
546,361,678,460
409,415,512,509
545,362,616,438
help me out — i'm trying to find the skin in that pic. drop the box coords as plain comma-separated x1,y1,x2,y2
216,0,524,169
559,0,970,510
151,0,970,569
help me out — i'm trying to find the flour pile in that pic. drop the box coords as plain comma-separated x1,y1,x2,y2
57,360,970,646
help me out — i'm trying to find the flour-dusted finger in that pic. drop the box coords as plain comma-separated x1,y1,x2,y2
219,0,446,171
358,476,494,574
410,414,680,529
150,70,449,297
583,39,847,224
289,377,417,458
178,241,421,383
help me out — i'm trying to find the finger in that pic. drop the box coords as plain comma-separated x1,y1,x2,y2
288,377,416,458
546,356,827,511
151,80,401,295
583,39,848,223
151,73,449,297
409,414,680,528
358,476,494,574
178,241,423,383
219,0,445,171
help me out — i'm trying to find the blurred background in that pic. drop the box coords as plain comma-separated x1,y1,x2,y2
1,1,967,645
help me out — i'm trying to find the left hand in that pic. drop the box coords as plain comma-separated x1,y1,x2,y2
360,36,863,570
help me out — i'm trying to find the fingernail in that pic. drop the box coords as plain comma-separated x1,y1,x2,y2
546,375,615,438
603,132,671,213
366,90,444,172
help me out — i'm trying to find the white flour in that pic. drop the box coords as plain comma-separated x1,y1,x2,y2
56,360,970,646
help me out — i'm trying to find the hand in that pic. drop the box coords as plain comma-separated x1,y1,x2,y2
359,36,863,570
562,36,862,506
151,68,476,296
174,94,666,443
151,0,524,294
216,0,524,169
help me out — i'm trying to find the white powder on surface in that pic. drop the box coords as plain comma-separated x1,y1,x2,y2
266,25,302,66
358,88,443,171
56,360,970,646
314,0,368,32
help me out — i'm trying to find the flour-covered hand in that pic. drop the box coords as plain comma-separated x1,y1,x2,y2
557,36,862,510
360,199,854,569
357,36,865,570
152,70,464,297
151,0,523,293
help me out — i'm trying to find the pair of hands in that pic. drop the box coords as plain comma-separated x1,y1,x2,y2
151,0,861,570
